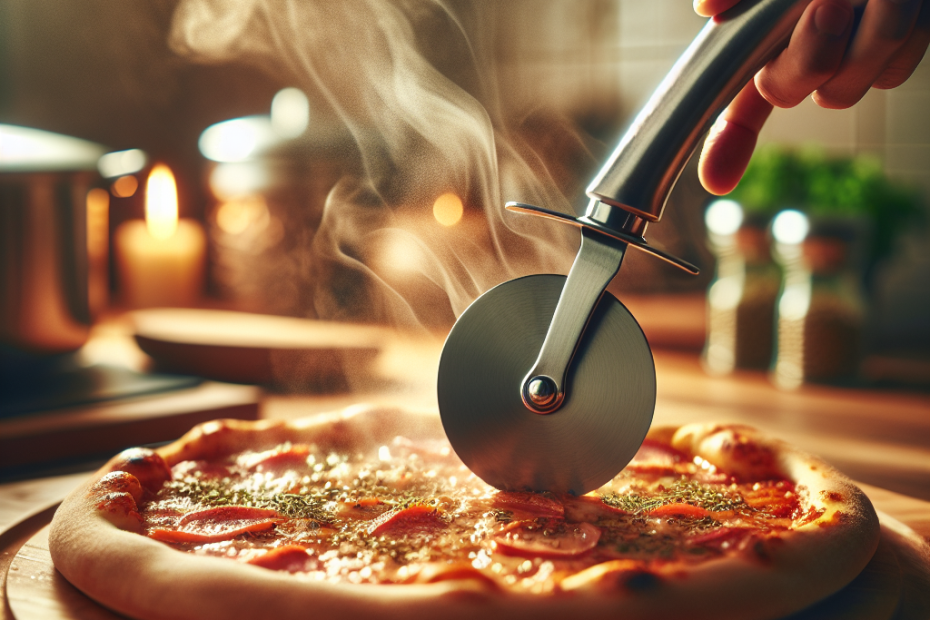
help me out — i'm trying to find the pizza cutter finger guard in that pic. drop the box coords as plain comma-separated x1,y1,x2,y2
439,0,815,495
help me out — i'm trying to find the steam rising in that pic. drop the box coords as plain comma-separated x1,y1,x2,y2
170,0,581,328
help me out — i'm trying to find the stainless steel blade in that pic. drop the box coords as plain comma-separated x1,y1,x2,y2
437,274,655,495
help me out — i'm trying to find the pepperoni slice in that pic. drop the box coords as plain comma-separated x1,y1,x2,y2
148,506,281,543
338,500,388,522
562,494,627,522
743,481,796,518
688,526,754,552
648,503,712,518
493,519,600,558
246,545,315,572
366,504,446,536
491,491,564,518
351,497,383,508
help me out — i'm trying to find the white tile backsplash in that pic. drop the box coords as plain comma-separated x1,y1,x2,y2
854,88,887,153
885,91,930,146
616,57,679,116
885,144,930,174
617,0,705,49
758,98,858,153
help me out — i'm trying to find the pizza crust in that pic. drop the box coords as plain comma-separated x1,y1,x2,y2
50,407,880,620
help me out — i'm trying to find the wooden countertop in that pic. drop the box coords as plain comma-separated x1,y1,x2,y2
2,333,928,619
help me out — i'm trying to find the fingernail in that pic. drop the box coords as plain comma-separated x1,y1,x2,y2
814,3,852,37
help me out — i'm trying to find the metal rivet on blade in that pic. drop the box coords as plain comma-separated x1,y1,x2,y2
524,376,558,413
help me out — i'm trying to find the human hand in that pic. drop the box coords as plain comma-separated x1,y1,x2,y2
695,0,930,195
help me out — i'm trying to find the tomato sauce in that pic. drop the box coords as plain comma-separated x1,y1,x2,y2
140,436,802,590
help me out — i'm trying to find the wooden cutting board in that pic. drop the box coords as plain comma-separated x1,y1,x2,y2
6,513,929,620
0,382,260,472
131,309,387,390
6,525,121,620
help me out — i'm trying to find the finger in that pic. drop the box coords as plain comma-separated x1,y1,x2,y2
698,82,774,195
756,0,855,108
875,0,930,87
694,0,741,18
816,0,924,108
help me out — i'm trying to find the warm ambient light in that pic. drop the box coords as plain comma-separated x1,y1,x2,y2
772,209,810,245
86,189,110,259
704,199,743,236
380,233,424,274
433,193,464,227
216,196,269,235
146,164,179,240
209,162,268,200
86,188,110,314
0,123,104,171
111,175,138,198
199,117,277,163
271,88,310,139
98,148,147,178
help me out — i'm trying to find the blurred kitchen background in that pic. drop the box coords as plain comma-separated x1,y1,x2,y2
1,1,928,486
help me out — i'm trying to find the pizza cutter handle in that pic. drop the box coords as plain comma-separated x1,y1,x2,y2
586,0,813,235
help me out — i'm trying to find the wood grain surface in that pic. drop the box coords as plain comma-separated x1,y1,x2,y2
0,382,260,470
132,309,388,389
0,475,86,537
6,526,121,620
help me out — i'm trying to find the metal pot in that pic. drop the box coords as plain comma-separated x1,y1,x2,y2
0,124,105,355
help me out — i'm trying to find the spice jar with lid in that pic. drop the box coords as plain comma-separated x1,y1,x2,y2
771,211,867,388
703,200,781,375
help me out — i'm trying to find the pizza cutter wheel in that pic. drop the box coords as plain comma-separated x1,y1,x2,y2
438,272,655,495
438,0,816,495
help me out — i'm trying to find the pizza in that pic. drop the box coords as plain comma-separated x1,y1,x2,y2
49,406,880,620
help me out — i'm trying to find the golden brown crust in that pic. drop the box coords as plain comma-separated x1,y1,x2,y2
50,407,881,620
102,447,172,492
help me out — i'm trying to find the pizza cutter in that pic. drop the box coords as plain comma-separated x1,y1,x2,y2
438,0,814,495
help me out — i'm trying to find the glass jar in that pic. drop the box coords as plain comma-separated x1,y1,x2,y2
772,215,867,388
703,202,781,374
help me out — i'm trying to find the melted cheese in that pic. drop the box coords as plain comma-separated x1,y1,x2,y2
140,436,802,590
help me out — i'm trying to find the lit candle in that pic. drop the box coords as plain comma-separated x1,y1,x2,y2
115,164,206,308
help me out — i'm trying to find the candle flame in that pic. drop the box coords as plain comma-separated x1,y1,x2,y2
146,164,179,240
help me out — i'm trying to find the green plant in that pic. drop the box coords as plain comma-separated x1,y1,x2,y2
728,145,922,261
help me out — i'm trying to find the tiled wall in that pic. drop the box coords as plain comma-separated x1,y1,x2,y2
496,0,929,203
